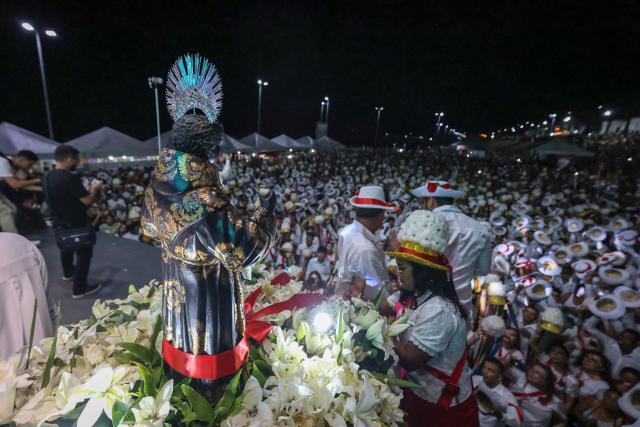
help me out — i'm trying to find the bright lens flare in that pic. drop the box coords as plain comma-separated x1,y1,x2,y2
312,311,332,334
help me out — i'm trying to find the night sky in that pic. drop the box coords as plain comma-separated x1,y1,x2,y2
1,1,639,145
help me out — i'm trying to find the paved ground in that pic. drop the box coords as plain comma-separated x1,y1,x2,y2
30,228,162,325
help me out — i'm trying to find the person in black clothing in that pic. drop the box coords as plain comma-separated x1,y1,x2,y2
45,145,103,298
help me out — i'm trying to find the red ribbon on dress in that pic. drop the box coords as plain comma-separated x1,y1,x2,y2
162,273,323,381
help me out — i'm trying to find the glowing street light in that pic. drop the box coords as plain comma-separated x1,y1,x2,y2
603,110,613,117
20,21,57,139
374,106,384,147
324,96,330,128
563,116,571,122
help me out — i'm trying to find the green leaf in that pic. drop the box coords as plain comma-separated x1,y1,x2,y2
249,344,262,362
371,372,421,388
128,284,137,294
335,305,345,343
111,399,136,427
227,392,246,418
182,384,214,421
372,287,385,310
252,363,266,387
254,360,273,377
119,342,155,364
150,315,163,355
171,377,192,401
296,318,306,342
114,352,139,365
151,365,163,388
25,298,39,370
135,362,156,396
41,304,61,388
336,341,344,365
211,369,243,422
172,399,192,421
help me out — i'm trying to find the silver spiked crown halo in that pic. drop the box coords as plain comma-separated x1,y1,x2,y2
165,53,223,123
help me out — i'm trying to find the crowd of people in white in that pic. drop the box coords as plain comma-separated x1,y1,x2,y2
1,131,639,426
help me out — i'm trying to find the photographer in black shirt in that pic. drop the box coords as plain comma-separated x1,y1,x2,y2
45,145,103,298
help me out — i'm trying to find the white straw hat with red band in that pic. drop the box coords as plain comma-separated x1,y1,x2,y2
411,180,464,199
349,185,397,211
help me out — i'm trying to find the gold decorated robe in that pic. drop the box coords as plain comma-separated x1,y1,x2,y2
142,148,275,364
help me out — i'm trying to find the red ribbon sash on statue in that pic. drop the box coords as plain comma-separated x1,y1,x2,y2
162,272,323,381
162,337,250,381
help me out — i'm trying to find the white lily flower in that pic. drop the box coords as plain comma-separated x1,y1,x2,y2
224,376,273,427
354,308,379,329
386,316,410,337
131,379,174,427
91,300,112,319
0,353,19,424
73,365,137,426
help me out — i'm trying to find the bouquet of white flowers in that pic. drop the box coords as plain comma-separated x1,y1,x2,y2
0,265,411,427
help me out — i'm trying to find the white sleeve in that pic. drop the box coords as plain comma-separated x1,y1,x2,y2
0,157,13,178
356,248,389,288
219,158,232,180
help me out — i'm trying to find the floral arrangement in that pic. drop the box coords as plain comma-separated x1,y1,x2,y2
0,265,410,426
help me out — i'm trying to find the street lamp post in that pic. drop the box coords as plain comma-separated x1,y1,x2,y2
603,109,613,134
148,77,164,155
21,22,56,140
434,112,444,140
257,79,269,134
324,96,330,127
320,101,326,121
548,113,557,135
374,107,383,146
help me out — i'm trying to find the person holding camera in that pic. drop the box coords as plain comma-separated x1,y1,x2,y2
45,145,103,298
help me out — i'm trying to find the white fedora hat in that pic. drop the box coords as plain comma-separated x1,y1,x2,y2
411,180,463,199
614,286,640,309
538,256,561,276
598,266,630,286
588,295,625,319
618,384,640,420
572,259,596,279
349,185,397,211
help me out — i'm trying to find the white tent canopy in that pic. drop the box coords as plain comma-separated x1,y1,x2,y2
143,131,251,154
313,136,346,151
221,134,252,153
239,133,285,152
0,122,58,155
143,131,171,151
296,136,314,149
272,134,305,150
66,127,153,158
530,140,594,157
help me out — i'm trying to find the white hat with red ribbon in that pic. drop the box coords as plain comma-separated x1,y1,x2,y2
411,180,464,199
349,185,397,211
